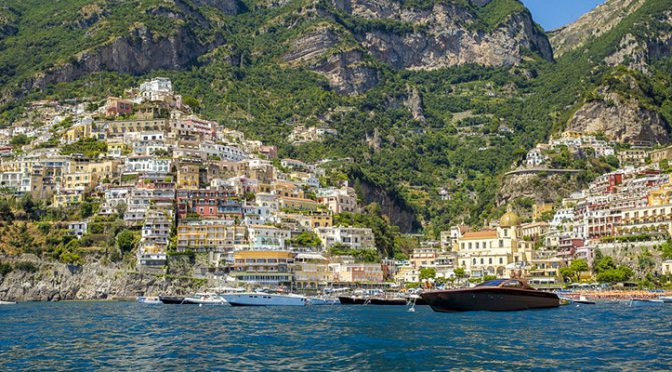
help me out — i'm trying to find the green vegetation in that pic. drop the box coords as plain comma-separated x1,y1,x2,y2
61,138,107,158
328,246,379,263
0,0,670,240
116,230,138,253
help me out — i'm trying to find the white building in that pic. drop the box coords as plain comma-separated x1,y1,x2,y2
316,226,375,249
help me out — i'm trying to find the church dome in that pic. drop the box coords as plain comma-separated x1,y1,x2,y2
499,205,520,227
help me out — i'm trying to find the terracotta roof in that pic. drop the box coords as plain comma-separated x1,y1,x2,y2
461,230,498,240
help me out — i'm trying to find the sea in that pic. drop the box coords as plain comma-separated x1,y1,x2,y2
1,302,671,371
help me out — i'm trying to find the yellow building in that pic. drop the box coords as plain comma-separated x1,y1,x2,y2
176,160,199,190
231,250,295,284
651,146,672,164
62,123,93,143
176,221,247,252
52,192,83,207
294,253,333,289
454,207,533,278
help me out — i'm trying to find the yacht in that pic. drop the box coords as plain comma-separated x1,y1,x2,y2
0,300,16,305
137,296,161,304
421,278,561,312
222,292,308,306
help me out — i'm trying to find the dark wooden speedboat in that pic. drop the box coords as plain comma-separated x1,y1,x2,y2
421,279,560,312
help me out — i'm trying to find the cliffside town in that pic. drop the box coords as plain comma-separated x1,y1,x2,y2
1,77,672,301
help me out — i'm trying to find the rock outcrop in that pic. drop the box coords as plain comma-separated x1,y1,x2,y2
282,0,552,94
0,255,206,302
498,173,583,206
567,92,670,145
549,0,646,58
16,26,214,99
334,0,553,70
604,11,672,73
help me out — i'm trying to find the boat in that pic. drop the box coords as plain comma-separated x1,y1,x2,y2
222,292,308,306
183,293,227,305
659,296,672,303
338,296,369,305
159,296,192,304
629,299,665,307
136,296,161,304
308,296,340,305
575,295,595,305
420,278,561,312
0,300,16,305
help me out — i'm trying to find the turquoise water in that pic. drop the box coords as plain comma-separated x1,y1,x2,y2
1,302,671,370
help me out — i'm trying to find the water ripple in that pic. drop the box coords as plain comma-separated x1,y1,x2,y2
0,302,671,370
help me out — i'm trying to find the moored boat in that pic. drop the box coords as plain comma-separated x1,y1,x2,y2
575,295,595,305
137,296,161,304
183,293,227,305
0,300,16,305
308,296,340,305
421,279,561,312
629,299,665,307
160,296,190,304
338,296,369,305
659,296,672,303
222,292,307,306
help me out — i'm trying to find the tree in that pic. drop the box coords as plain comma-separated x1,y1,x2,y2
10,134,29,146
0,200,14,223
116,230,137,253
419,267,436,281
80,202,94,218
291,232,321,247
454,267,466,279
570,259,589,281
559,267,575,283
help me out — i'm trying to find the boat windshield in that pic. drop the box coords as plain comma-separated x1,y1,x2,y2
476,279,507,287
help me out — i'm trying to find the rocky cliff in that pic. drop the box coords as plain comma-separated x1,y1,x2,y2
335,0,553,69
0,255,206,302
17,26,212,99
282,0,553,94
567,92,669,145
549,0,646,58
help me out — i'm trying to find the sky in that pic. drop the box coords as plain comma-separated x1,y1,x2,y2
521,0,606,31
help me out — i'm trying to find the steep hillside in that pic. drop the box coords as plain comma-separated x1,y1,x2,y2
0,0,552,99
2,0,672,235
549,0,646,58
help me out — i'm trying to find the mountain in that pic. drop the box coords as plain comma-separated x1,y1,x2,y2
1,0,671,233
549,0,646,58
0,0,551,100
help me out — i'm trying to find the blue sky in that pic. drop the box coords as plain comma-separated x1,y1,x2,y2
521,0,606,31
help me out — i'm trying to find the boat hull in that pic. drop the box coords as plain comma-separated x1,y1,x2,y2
223,293,307,306
421,288,560,312
630,299,665,307
160,296,191,304
338,296,368,305
308,298,340,305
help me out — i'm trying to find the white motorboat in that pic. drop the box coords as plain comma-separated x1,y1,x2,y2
0,300,17,305
137,296,161,304
183,293,227,305
629,299,665,307
307,296,340,305
659,296,672,303
222,292,307,306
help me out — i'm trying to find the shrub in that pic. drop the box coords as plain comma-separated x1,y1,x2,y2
14,261,38,273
